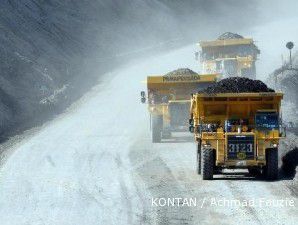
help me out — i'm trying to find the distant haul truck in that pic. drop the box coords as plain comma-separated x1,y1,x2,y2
197,32,260,79
189,92,285,180
141,73,217,143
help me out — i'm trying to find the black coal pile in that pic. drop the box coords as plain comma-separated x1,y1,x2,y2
200,77,275,94
217,32,244,40
282,147,298,174
165,68,198,76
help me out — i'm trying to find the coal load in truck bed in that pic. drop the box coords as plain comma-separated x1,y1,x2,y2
165,68,198,76
217,32,244,40
200,77,275,94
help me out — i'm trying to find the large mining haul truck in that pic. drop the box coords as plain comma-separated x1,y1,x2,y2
189,92,285,180
141,71,217,143
197,32,260,79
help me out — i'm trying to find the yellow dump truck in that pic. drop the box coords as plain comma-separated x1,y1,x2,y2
141,73,217,143
189,92,285,180
197,32,260,79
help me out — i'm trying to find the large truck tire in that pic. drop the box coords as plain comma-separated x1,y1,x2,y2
197,141,202,174
248,167,261,176
265,148,278,180
281,147,298,174
202,148,214,180
152,115,162,143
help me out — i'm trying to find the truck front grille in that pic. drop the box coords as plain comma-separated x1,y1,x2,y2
227,135,255,160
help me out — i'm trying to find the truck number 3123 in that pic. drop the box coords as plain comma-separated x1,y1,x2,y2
228,143,253,153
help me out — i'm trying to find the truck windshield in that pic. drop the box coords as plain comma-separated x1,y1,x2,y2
255,113,279,129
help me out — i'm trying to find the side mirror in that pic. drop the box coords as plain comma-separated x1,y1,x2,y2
140,91,146,104
141,97,146,103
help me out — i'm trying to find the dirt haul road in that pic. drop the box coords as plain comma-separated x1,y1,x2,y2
0,46,297,225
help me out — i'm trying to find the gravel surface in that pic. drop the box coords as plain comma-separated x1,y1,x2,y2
200,77,275,94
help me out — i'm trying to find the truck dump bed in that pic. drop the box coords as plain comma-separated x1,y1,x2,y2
191,92,283,124
147,74,217,100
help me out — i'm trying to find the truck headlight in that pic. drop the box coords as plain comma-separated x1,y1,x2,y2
270,143,278,148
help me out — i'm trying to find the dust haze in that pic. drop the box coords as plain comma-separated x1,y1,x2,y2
0,0,261,136
0,1,297,225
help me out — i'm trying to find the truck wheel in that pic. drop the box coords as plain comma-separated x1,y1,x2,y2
265,148,278,180
152,115,162,143
248,167,260,176
197,142,202,174
202,148,214,180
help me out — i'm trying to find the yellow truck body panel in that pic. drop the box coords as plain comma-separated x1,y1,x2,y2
199,38,254,48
